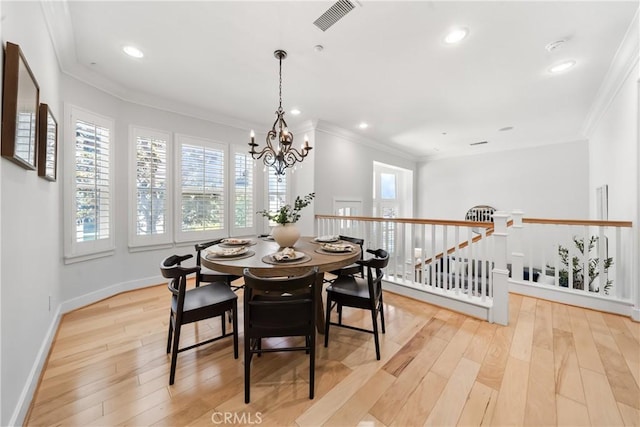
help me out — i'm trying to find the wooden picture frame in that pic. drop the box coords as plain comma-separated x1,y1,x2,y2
1,42,40,170
38,103,57,181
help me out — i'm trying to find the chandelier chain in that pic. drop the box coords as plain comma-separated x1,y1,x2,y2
278,55,283,110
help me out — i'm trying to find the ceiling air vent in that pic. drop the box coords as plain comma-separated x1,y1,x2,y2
470,141,488,146
313,0,356,32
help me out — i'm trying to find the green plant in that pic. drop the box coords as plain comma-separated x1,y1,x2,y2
549,236,613,294
257,192,315,225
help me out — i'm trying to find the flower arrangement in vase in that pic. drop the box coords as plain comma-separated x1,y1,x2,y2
258,192,315,247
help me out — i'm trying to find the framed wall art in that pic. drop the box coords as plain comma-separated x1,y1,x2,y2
1,42,40,170
38,103,57,181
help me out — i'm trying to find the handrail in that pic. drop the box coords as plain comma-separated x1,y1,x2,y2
315,214,494,229
316,214,632,228
522,218,632,227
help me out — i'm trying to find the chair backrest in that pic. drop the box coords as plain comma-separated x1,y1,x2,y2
194,239,224,267
160,254,199,306
360,249,389,301
339,235,364,261
243,267,319,338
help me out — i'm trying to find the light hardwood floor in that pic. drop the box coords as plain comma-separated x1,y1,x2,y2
26,281,640,426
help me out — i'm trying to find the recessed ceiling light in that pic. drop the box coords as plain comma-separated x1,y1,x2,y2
123,45,144,58
549,60,575,74
358,122,368,129
444,27,468,44
290,109,301,116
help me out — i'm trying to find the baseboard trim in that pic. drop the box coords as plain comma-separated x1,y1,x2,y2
508,280,634,318
383,279,491,322
11,275,165,426
8,305,62,427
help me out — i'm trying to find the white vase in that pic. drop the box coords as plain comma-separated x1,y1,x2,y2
272,223,301,248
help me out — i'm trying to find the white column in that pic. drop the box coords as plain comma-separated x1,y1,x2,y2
491,211,510,325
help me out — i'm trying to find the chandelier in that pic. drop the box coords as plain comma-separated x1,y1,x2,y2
249,50,312,176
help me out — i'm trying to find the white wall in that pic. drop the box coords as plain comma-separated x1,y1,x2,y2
313,123,417,220
417,140,590,220
586,11,638,318
1,2,62,425
588,63,639,222
59,76,256,303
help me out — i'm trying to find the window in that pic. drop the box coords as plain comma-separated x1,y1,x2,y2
380,173,396,199
266,171,288,226
372,162,413,255
129,127,172,248
232,150,255,234
64,106,115,262
175,134,227,242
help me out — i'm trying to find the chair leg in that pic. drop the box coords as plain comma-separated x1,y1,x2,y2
221,313,226,336
232,300,239,359
166,313,174,354
324,294,332,347
338,303,343,325
309,332,316,399
379,295,386,334
244,336,251,403
371,307,381,360
169,323,182,385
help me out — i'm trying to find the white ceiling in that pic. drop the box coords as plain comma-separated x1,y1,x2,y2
44,1,638,159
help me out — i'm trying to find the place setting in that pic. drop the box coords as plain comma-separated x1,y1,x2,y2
314,242,356,255
262,247,311,265
218,237,257,247
310,234,340,244
205,245,255,261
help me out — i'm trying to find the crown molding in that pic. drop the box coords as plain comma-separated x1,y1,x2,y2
314,120,417,161
582,7,639,137
40,0,261,133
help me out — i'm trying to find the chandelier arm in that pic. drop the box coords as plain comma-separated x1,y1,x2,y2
284,147,309,162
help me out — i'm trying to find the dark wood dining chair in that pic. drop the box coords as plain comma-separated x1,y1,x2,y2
194,239,242,291
161,254,239,385
242,267,320,403
324,249,389,360
324,235,365,283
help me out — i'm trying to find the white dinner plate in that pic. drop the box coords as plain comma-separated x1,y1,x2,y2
314,235,339,243
206,247,248,257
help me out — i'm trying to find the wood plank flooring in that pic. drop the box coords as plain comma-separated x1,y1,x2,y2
25,282,639,426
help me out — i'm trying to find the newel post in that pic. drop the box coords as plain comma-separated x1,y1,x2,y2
491,211,510,325
511,210,524,281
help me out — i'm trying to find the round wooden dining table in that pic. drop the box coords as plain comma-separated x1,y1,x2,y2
201,236,361,333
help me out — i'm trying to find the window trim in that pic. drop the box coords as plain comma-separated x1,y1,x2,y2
174,133,229,243
63,104,115,263
128,126,173,249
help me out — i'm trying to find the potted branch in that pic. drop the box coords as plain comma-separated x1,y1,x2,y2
258,192,315,247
